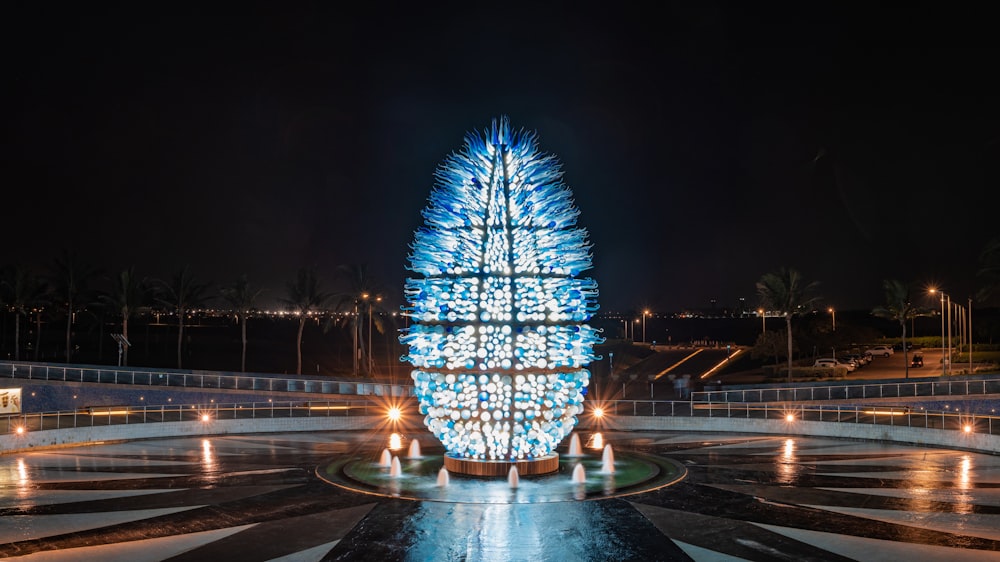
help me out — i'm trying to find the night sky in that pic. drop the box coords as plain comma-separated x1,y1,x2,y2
4,6,998,314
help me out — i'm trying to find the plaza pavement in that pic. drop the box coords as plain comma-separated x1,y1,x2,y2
3,430,1000,561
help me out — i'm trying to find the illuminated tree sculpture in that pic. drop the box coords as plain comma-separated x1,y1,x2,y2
401,117,602,475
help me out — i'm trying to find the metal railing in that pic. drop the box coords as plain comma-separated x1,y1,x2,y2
693,377,1000,403
5,398,997,439
600,399,1000,436
0,361,415,398
2,399,392,435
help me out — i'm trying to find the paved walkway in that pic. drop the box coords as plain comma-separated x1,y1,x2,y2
3,431,1000,561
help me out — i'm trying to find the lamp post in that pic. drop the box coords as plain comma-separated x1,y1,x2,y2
947,294,952,375
930,288,950,376
969,297,974,373
368,295,381,376
758,309,765,335
828,307,836,331
353,298,361,377
642,309,649,343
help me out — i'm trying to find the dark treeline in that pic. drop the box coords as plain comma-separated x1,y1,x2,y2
0,251,403,378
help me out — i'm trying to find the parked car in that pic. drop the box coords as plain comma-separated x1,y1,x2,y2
837,357,859,370
865,345,894,357
841,354,866,368
814,358,854,372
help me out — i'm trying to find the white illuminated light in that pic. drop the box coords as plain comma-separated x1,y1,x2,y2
401,117,601,461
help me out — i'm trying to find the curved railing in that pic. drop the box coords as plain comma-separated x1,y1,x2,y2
694,376,1000,403
2,399,387,435
4,398,998,437
598,399,1000,436
0,361,415,398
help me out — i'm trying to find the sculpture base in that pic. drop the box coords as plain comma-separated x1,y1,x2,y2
443,453,560,476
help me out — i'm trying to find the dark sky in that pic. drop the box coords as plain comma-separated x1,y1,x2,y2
4,5,998,314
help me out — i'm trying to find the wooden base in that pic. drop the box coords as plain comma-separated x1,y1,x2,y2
443,454,560,476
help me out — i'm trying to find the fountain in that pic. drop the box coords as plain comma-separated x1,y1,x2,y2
567,433,582,457
601,444,615,474
322,432,683,503
379,448,392,468
315,118,685,501
437,467,450,487
508,466,520,489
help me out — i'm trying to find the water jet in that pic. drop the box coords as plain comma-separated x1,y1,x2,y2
567,433,582,457
601,444,615,474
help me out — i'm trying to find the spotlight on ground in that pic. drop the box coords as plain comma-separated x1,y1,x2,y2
964,424,973,433
15,426,25,435
785,414,795,422
593,407,605,419
200,414,211,423
387,406,402,422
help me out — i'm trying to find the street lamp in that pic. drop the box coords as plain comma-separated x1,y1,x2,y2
642,309,649,343
930,288,950,376
758,309,765,335
828,307,836,331
369,295,382,375
969,297,974,373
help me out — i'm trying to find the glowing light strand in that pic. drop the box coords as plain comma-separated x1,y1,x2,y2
401,117,602,461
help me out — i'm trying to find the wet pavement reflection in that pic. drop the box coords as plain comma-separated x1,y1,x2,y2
2,431,1000,561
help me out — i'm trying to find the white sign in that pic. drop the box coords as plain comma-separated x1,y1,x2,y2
0,389,22,414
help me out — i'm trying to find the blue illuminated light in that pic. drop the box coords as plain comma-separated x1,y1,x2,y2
401,117,602,462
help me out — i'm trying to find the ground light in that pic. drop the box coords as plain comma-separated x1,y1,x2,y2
389,433,403,450
387,406,402,422
15,426,25,435
785,414,795,422
200,414,211,423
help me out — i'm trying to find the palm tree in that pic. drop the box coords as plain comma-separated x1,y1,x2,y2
220,274,262,373
872,279,930,379
0,265,47,362
49,250,101,363
332,264,391,377
281,266,332,375
756,267,821,383
31,284,54,362
100,267,149,367
154,266,213,370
